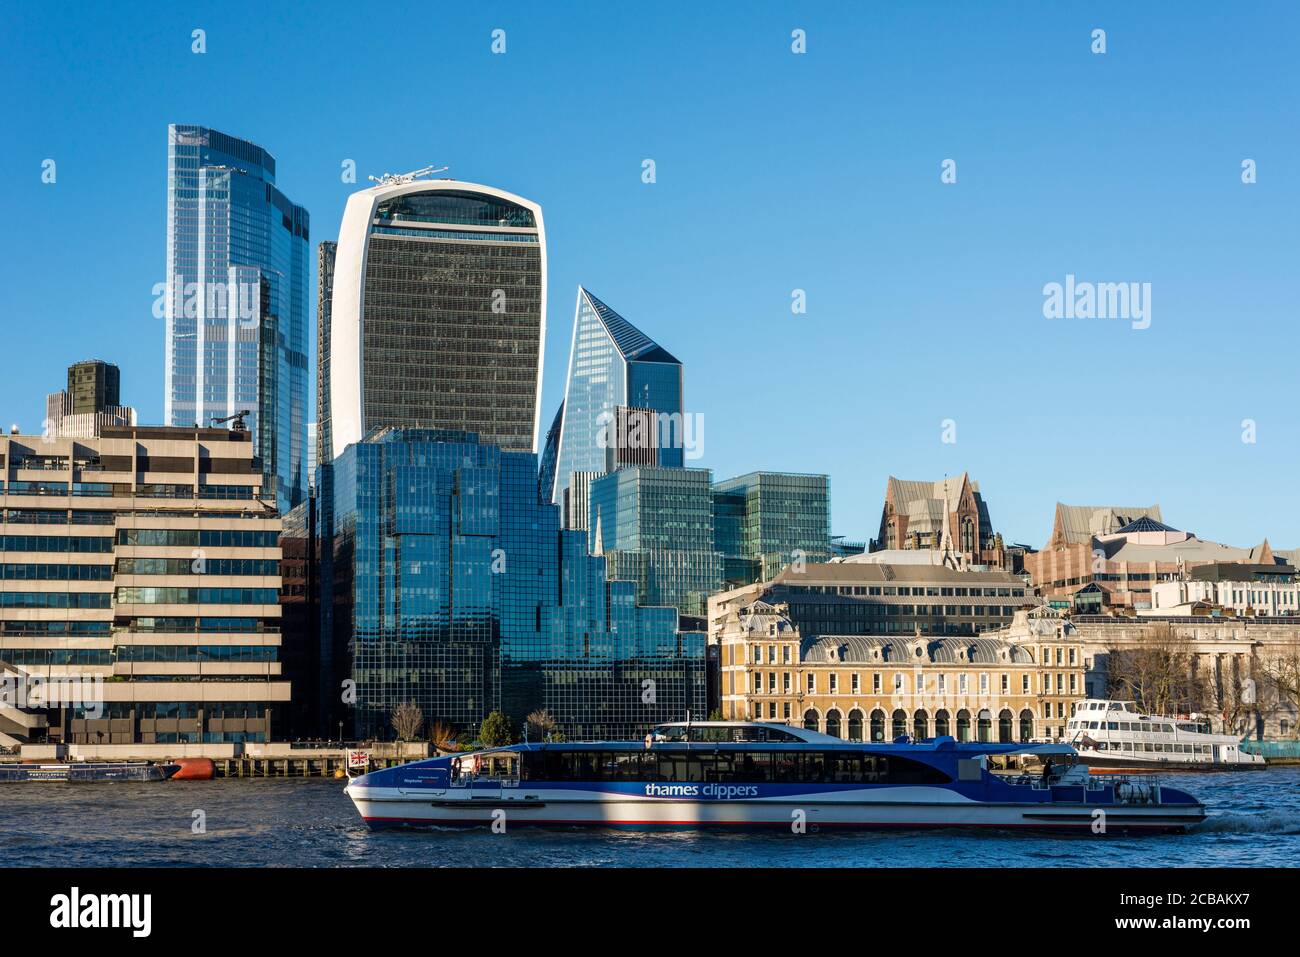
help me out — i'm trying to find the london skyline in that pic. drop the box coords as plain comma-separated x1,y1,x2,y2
4,2,1297,551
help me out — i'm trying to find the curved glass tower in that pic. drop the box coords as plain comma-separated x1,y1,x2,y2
164,124,310,512
325,180,546,460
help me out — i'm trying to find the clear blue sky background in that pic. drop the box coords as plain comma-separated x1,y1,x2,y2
4,1,1297,550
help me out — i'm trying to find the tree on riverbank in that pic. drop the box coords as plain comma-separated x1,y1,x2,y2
1106,624,1206,716
525,708,559,742
479,710,513,747
390,702,424,742
1258,641,1300,738
428,719,459,752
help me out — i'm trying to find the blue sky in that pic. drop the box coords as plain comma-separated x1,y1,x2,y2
4,1,1297,549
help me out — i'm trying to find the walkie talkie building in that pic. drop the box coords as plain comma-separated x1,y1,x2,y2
323,178,546,462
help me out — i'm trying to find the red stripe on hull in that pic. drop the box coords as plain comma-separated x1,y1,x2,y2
361,816,1194,833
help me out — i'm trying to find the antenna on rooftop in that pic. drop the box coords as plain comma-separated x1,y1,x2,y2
367,164,450,186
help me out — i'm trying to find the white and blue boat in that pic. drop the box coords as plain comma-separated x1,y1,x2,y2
345,721,1206,833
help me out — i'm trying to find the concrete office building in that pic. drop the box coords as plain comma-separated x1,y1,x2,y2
0,425,287,751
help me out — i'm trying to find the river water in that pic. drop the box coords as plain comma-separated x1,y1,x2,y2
2,767,1297,867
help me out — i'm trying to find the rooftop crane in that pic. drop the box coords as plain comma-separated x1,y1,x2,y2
210,410,252,433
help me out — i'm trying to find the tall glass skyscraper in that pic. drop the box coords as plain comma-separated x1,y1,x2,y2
164,124,310,513
321,430,705,741
325,178,545,462
549,288,683,510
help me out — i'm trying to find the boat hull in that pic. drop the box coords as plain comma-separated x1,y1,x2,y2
0,762,180,783
347,787,1205,834
1077,754,1267,774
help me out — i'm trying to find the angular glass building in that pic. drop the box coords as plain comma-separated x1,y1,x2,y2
713,472,831,584
320,430,705,741
588,466,721,618
325,179,545,462
550,288,683,511
164,124,310,513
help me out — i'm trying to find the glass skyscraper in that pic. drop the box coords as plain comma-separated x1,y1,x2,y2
164,124,310,513
320,430,705,741
588,466,721,618
549,288,683,510
713,472,832,583
325,179,546,463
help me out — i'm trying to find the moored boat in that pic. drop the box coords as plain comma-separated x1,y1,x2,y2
0,761,180,783
344,720,1206,833
1066,699,1266,772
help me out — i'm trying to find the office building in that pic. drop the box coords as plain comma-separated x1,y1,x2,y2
550,287,684,512
716,601,1082,742
0,425,287,750
588,466,720,618
320,429,705,741
713,472,830,585
325,175,545,461
163,124,310,513
315,239,336,477
708,562,1039,650
44,360,135,438
1024,504,1292,611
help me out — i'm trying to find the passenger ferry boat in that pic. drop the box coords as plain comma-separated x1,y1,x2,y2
0,761,180,783
1066,699,1266,772
344,720,1206,833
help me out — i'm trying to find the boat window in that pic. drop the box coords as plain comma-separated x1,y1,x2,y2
521,748,951,785
1106,722,1118,730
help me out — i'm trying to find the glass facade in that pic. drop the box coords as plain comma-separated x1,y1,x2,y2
321,430,704,741
588,467,721,618
338,187,543,456
713,472,831,582
552,289,683,509
164,125,309,513
315,240,336,482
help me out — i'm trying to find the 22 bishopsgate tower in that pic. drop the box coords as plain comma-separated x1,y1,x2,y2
163,125,310,512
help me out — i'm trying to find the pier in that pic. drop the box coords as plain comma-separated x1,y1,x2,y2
2,741,431,778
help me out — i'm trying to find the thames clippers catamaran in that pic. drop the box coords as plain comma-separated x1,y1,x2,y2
1066,699,1266,772
344,720,1206,832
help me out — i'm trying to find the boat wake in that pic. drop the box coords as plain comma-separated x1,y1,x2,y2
1193,811,1300,835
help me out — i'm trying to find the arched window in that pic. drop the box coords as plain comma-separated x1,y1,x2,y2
826,709,842,739
913,709,929,740
998,709,1013,743
1019,709,1035,742
847,709,864,742
961,517,975,553
956,709,971,742
803,709,819,732
977,709,992,743
891,709,908,740
935,709,951,738
870,709,886,742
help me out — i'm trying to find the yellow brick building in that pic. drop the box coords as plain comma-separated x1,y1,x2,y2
717,601,1084,742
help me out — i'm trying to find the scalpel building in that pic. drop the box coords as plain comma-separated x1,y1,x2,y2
321,178,546,464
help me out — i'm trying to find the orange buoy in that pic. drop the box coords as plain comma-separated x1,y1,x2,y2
170,758,216,781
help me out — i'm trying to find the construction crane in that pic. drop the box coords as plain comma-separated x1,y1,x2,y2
211,410,252,433
368,164,449,186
